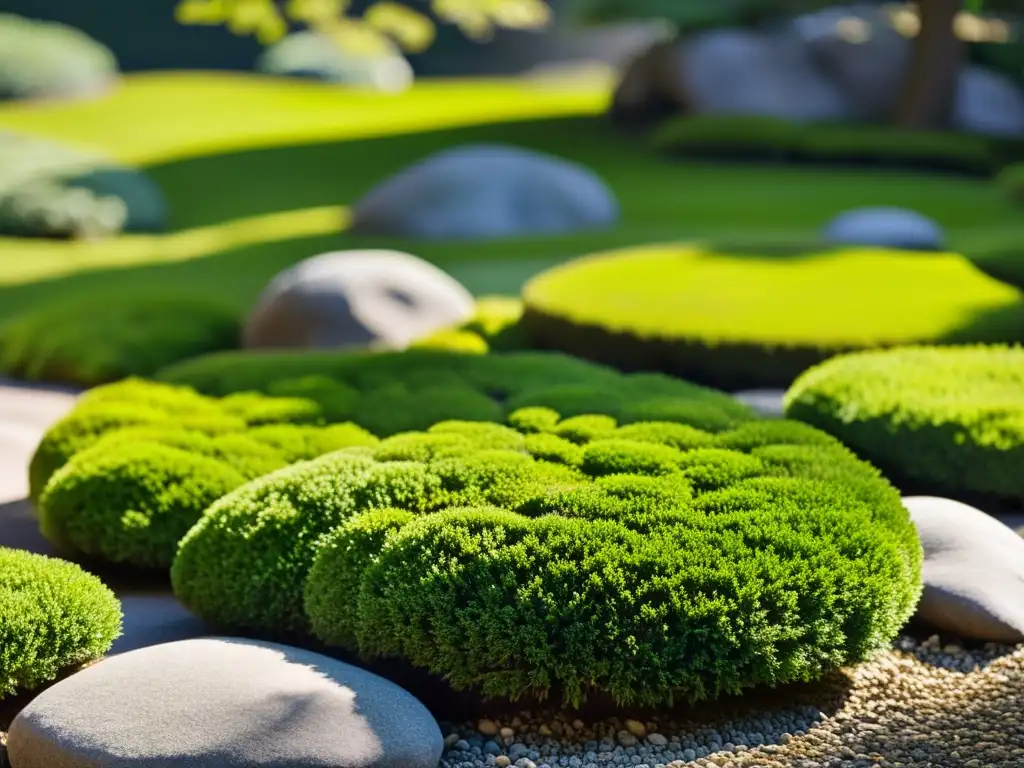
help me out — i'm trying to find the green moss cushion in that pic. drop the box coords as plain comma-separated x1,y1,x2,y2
784,345,1024,507
39,443,248,569
0,547,121,699
156,349,756,435
28,380,381,569
27,378,378,503
521,245,1024,390
0,294,241,388
172,414,921,707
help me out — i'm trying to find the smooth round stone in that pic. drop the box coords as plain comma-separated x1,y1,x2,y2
7,637,443,768
904,496,1024,643
822,207,946,251
350,144,619,240
243,249,475,351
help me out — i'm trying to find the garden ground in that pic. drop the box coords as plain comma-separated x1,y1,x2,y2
1,71,1022,326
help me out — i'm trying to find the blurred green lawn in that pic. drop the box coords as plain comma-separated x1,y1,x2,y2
0,72,1021,325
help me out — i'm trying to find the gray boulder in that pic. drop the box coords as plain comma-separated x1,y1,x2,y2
676,28,853,123
953,66,1024,139
350,145,619,240
822,206,946,251
243,249,475,351
6,637,444,768
793,4,911,120
904,497,1024,643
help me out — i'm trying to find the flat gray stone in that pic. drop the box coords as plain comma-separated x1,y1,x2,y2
7,637,443,768
904,496,1024,643
350,144,619,240
243,249,475,351
822,206,945,251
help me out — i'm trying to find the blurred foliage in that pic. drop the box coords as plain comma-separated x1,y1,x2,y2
175,0,552,56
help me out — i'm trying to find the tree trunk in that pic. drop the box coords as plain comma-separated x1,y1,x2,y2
894,0,965,129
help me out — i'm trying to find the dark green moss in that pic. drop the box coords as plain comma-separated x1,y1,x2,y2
176,414,921,706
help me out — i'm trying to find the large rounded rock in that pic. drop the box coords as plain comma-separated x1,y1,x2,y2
350,145,619,240
953,66,1024,139
822,207,945,251
243,249,476,350
793,4,911,120
6,637,444,768
904,496,1024,643
676,29,853,123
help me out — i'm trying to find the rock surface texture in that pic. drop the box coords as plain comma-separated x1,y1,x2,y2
7,637,444,768
821,206,946,251
350,145,620,240
676,28,852,123
905,496,1024,643
243,249,475,351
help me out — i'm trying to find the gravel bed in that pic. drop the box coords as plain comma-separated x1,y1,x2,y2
438,635,1024,768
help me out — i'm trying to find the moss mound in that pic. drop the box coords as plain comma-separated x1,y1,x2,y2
0,294,242,388
39,442,247,569
27,381,248,502
28,379,382,569
156,349,755,435
521,245,1024,390
0,547,121,699
784,345,1024,507
173,413,921,707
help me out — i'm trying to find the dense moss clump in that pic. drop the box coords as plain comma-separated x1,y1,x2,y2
40,442,247,569
521,245,1024,390
0,294,242,387
26,378,376,502
27,381,247,502
156,349,755,435
173,412,921,707
28,378,381,569
0,547,121,699
785,345,1024,507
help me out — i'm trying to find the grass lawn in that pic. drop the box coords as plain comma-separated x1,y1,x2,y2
0,71,1022,328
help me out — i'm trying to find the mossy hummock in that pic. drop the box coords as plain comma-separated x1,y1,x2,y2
785,345,1024,508
173,414,922,708
0,547,122,700
521,244,1024,390
157,349,756,435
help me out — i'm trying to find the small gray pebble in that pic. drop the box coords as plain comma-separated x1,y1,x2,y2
516,760,536,768
454,740,470,752
485,741,502,756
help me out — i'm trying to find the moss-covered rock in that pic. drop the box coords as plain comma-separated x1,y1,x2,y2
0,547,121,699
173,413,921,707
785,345,1024,507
